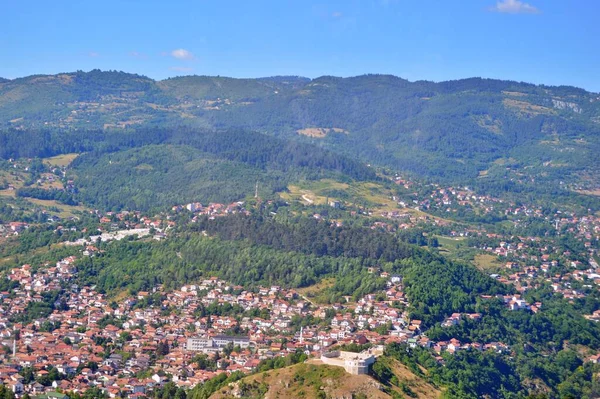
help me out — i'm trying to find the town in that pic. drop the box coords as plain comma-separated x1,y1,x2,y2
1,254,515,398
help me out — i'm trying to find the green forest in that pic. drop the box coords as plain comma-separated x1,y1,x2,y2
2,70,600,198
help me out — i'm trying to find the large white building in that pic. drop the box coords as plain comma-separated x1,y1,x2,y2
320,350,376,375
186,335,251,352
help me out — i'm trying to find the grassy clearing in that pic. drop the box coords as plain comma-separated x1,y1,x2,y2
474,253,502,272
503,99,555,116
43,153,79,167
297,127,348,138
0,170,25,189
576,189,600,197
0,189,16,197
437,236,501,271
281,179,348,206
1,169,63,191
134,163,154,171
297,277,335,304
23,198,87,218
357,182,399,211
436,235,480,263
281,179,398,212
280,179,445,226
437,236,467,251
0,244,57,269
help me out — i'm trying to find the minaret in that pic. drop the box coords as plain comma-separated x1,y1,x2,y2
254,181,259,199
12,329,16,358
300,327,303,345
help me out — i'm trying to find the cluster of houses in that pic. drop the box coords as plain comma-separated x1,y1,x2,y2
441,312,481,328
417,186,505,215
390,179,508,218
0,252,525,398
473,213,600,307
0,222,29,238
171,201,249,219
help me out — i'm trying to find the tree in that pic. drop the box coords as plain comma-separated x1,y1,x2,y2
21,367,34,384
156,340,170,356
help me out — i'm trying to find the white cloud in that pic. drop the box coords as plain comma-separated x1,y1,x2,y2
170,66,194,72
489,0,540,14
88,52,100,57
171,49,195,60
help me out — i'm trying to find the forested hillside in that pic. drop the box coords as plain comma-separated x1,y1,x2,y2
0,126,377,210
2,70,600,193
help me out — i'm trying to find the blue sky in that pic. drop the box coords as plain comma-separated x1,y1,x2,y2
2,0,599,91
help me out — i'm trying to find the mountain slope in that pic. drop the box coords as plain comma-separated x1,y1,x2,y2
2,70,600,190
69,144,287,211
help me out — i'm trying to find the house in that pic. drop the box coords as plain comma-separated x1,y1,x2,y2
329,201,341,209
9,222,28,233
8,380,23,394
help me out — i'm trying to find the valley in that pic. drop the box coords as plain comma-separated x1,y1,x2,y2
3,0,600,396
0,72,599,399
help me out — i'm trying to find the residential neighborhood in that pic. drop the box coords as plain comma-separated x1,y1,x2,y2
0,171,599,398
0,249,523,398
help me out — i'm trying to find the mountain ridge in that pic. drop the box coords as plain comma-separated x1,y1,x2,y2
2,69,600,194
3,69,600,94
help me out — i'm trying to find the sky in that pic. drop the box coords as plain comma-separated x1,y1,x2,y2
2,0,599,92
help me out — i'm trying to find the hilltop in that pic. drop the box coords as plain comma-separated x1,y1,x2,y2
209,361,441,399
